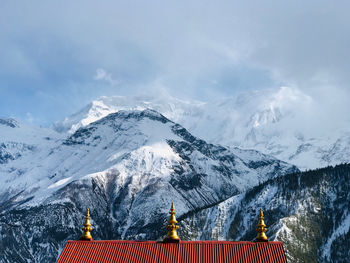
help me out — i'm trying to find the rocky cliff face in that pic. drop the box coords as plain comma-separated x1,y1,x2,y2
0,110,297,262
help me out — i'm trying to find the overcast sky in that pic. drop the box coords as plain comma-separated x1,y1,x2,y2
0,0,349,125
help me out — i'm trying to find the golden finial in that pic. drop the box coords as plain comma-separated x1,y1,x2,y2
80,208,93,241
256,208,268,242
163,202,180,243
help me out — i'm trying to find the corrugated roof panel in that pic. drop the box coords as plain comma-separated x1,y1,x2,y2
57,240,287,263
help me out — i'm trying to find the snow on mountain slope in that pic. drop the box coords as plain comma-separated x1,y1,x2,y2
53,88,350,170
1,109,296,210
0,118,62,166
179,164,350,263
0,109,297,262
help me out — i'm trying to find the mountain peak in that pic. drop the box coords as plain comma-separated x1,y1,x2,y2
51,87,350,170
0,118,19,128
92,109,171,128
52,95,204,134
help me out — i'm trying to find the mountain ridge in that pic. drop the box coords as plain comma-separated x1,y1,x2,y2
0,109,297,262
52,88,350,170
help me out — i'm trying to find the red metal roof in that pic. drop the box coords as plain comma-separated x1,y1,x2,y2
57,240,287,263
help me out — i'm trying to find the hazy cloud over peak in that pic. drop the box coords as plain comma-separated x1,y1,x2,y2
0,0,349,124
94,68,118,86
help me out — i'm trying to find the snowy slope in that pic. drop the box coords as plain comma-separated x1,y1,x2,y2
53,88,350,170
179,164,350,263
0,109,297,262
1,109,296,212
0,118,62,168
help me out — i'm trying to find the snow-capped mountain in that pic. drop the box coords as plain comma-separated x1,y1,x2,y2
0,109,297,262
53,88,350,170
1,89,349,262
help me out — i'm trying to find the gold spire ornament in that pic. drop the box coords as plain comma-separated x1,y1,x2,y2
80,208,93,241
163,202,181,243
256,208,268,242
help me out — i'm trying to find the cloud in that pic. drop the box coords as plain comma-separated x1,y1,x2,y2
94,68,118,86
0,0,349,124
25,112,35,124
